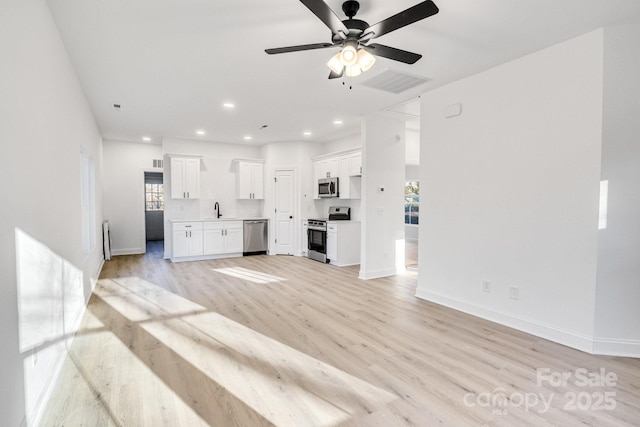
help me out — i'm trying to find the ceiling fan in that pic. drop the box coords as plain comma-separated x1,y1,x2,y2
265,0,439,79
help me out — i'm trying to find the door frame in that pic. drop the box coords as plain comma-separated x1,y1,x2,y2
139,168,164,254
272,167,298,255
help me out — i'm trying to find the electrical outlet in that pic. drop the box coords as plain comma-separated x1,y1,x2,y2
510,286,520,300
482,280,491,293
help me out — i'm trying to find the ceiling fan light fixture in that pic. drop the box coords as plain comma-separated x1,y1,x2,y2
327,52,345,74
340,41,358,66
357,48,376,72
345,64,362,77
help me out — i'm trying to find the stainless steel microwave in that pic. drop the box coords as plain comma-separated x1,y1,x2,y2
318,177,339,198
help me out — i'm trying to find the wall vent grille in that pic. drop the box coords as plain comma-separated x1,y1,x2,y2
153,159,164,168
362,69,431,94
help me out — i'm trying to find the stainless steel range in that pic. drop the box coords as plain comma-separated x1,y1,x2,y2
307,206,350,263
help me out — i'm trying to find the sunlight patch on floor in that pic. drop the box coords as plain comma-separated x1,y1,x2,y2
89,277,397,426
212,267,286,284
62,308,210,427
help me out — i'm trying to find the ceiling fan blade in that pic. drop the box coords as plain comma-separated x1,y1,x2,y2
365,0,439,39
265,42,335,55
300,0,349,37
328,69,344,79
362,43,422,64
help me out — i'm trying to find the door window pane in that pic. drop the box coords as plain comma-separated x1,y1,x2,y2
405,181,419,225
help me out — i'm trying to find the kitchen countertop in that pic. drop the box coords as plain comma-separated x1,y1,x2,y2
169,218,268,222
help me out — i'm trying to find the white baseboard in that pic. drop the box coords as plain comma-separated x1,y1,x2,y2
359,267,398,280
592,337,640,358
111,248,144,256
415,288,594,354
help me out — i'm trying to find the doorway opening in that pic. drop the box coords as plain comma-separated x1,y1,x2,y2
404,179,419,269
144,172,164,255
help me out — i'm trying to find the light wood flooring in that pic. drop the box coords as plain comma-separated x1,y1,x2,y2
40,242,640,426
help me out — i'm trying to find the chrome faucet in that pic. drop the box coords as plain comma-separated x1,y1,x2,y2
214,202,221,218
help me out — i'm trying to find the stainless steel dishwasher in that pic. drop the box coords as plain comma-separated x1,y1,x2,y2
243,219,268,255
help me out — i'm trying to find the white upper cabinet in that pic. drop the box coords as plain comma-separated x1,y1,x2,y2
235,159,264,199
315,158,339,180
170,157,200,199
312,149,362,200
349,152,362,176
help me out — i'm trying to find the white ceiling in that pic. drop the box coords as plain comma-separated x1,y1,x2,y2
47,0,640,145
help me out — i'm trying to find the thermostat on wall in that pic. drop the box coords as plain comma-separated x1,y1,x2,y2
444,103,462,118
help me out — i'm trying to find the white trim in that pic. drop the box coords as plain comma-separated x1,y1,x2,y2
359,267,398,280
164,153,203,159
273,167,298,256
415,288,595,354
232,157,265,164
140,168,165,254
112,248,145,256
171,253,243,263
592,337,640,358
311,146,362,162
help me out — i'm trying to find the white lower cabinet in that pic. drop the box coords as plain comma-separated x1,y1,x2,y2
326,221,361,266
172,222,203,258
327,225,337,262
204,220,243,255
301,220,309,256
171,220,243,261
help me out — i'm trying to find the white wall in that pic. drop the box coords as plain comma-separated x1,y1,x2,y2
594,21,640,356
405,128,420,165
0,0,103,424
103,140,162,255
162,138,262,258
416,30,604,352
323,132,361,153
360,115,407,279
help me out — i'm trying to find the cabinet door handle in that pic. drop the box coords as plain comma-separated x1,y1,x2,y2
185,231,188,238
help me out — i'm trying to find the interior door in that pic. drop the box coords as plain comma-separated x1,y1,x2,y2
274,169,295,255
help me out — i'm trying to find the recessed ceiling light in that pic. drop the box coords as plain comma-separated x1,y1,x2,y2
223,102,235,109
244,135,252,140
333,120,343,125
196,129,205,136
303,131,312,136
142,136,151,142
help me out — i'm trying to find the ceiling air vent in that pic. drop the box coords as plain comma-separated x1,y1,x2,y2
362,69,431,94
153,159,164,168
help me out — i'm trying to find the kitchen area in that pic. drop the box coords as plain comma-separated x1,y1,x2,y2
160,137,363,266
